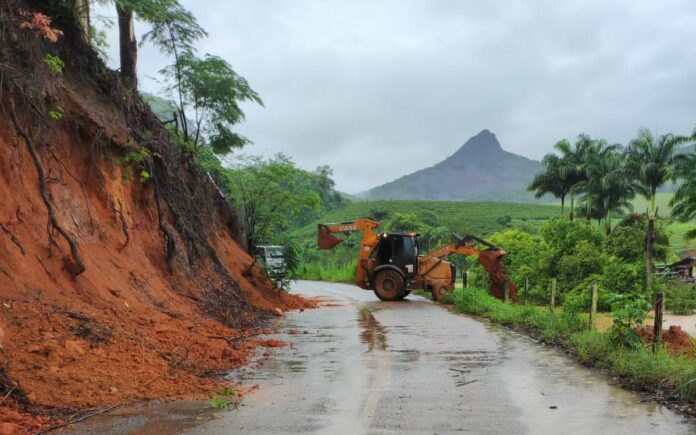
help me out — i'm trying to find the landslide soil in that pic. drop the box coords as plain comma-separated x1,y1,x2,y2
0,2,314,432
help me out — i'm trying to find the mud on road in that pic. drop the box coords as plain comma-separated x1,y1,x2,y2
74,281,696,434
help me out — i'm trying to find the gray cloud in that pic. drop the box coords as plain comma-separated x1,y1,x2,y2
94,0,696,193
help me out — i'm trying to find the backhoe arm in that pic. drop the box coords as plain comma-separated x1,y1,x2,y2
317,218,381,288
423,233,517,301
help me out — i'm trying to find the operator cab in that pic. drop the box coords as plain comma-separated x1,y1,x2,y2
372,233,419,279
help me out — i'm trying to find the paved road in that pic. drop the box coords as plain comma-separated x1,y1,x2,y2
76,281,695,434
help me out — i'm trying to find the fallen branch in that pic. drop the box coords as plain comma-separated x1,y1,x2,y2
38,404,121,434
0,221,24,255
207,335,246,344
0,386,14,404
8,102,85,276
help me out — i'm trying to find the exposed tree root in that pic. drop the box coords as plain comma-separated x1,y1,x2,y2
8,102,85,276
150,163,176,272
0,221,24,255
113,200,129,251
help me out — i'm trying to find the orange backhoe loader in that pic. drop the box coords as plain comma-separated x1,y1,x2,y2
317,219,516,302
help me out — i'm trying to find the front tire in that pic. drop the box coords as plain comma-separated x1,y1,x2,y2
373,270,405,301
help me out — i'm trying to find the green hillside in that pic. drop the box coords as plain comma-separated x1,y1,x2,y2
294,200,562,239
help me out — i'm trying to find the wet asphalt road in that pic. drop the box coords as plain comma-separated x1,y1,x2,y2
75,281,696,434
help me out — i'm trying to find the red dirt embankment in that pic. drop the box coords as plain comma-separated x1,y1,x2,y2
635,325,694,356
0,3,314,432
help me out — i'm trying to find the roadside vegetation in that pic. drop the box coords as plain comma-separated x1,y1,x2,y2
451,287,696,405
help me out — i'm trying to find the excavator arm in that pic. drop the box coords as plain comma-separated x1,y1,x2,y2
317,218,381,288
423,233,517,301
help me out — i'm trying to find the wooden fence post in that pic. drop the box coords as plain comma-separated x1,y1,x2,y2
524,277,529,305
653,292,664,352
550,278,557,311
589,280,598,330
504,280,510,302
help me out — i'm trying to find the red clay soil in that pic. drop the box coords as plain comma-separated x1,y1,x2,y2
635,325,694,355
0,5,315,432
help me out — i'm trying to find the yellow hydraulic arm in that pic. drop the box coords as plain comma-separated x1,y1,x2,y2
317,218,381,289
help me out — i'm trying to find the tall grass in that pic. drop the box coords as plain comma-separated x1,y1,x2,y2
453,287,696,403
295,263,356,282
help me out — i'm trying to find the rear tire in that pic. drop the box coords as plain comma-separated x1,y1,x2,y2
373,270,405,301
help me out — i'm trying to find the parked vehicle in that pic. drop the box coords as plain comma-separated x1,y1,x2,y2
256,245,287,278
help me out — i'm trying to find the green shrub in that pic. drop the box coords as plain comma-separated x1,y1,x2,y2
43,53,64,74
665,280,696,315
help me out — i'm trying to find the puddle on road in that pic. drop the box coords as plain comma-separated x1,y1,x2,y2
357,306,387,352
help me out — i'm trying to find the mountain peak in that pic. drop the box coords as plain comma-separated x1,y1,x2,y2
364,129,542,201
457,129,502,154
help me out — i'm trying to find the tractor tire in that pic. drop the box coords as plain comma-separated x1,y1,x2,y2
373,270,405,301
432,283,452,302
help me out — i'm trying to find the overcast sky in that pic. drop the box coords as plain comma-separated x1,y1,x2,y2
95,1,696,194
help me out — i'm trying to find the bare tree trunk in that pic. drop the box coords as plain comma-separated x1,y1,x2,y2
72,0,92,42
646,214,654,291
116,4,137,89
569,193,574,221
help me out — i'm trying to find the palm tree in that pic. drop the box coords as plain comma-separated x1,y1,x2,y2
574,139,635,234
528,154,569,216
572,138,607,222
625,128,687,290
589,148,636,234
529,137,590,219
555,136,593,221
671,128,696,240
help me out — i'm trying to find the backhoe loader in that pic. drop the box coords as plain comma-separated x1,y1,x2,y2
317,218,516,302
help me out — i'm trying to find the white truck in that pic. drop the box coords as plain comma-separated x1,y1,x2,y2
256,245,287,278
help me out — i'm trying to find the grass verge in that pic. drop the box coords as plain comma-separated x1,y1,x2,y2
451,287,696,410
295,263,356,283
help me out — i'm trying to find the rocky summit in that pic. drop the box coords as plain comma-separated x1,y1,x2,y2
363,129,544,202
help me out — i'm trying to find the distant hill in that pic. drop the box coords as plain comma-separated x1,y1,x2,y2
362,129,545,202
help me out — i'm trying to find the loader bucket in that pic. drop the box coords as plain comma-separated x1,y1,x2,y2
318,224,344,250
478,250,518,302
